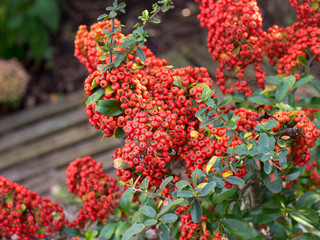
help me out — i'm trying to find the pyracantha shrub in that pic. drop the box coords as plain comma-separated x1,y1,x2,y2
0,176,66,239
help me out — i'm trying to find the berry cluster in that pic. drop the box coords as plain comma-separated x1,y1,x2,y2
0,176,66,239
179,214,224,240
66,156,121,228
195,0,266,96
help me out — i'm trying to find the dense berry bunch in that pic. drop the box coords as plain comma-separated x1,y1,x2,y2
66,157,121,228
289,0,320,26
0,177,66,239
195,0,265,96
262,22,320,77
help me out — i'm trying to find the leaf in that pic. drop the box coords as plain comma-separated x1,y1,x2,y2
212,187,236,204
139,178,149,190
268,223,287,239
295,192,319,208
160,176,173,191
297,55,310,72
158,223,170,240
275,75,296,103
157,198,184,217
144,219,158,227
312,1,319,10
120,189,134,216
85,230,98,240
292,75,313,89
98,13,108,21
199,117,217,129
252,208,282,224
136,47,146,62
161,213,178,224
265,76,281,86
297,97,320,109
121,224,145,240
177,190,194,198
249,93,273,105
100,223,118,239
312,79,320,93
86,88,105,105
206,156,217,173
200,181,216,197
140,206,156,218
150,18,161,24
113,158,129,170
221,218,257,239
115,221,131,238
264,119,279,130
195,107,208,122
114,53,125,67
285,167,302,182
61,227,80,238
218,95,232,107
96,100,123,116
264,161,273,174
191,199,202,223
114,127,126,139
262,170,282,193
225,176,245,186
191,168,205,187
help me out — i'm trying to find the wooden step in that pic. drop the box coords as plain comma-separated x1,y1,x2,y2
0,90,87,135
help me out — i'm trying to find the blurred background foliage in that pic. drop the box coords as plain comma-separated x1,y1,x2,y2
0,0,61,64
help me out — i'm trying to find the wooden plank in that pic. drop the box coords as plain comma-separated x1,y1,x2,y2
22,147,117,195
0,107,87,153
0,90,87,135
1,136,122,183
0,123,102,172
162,50,194,68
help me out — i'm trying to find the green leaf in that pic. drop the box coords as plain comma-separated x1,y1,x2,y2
218,95,232,107
120,189,134,216
86,88,105,105
150,18,161,24
96,100,123,116
285,167,302,182
161,213,178,224
157,198,184,217
251,208,282,224
160,176,173,190
200,181,216,197
262,170,282,193
139,178,149,190
191,199,202,223
109,11,117,18
221,218,257,239
85,230,98,240
136,47,146,62
61,227,80,238
295,192,319,208
121,39,135,48
140,206,156,218
199,117,217,129
191,168,205,187
114,53,125,67
115,221,131,238
275,75,296,103
175,180,192,191
264,161,273,174
264,119,279,130
249,93,273,105
297,55,311,72
225,176,245,186
121,224,145,240
268,223,287,239
158,223,170,240
195,107,208,122
100,223,119,239
98,13,108,21
292,75,314,89
312,1,319,10
211,187,236,204
114,127,126,139
265,76,281,86
295,234,320,240
297,97,320,109
312,79,320,93
144,219,158,227
177,190,194,198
